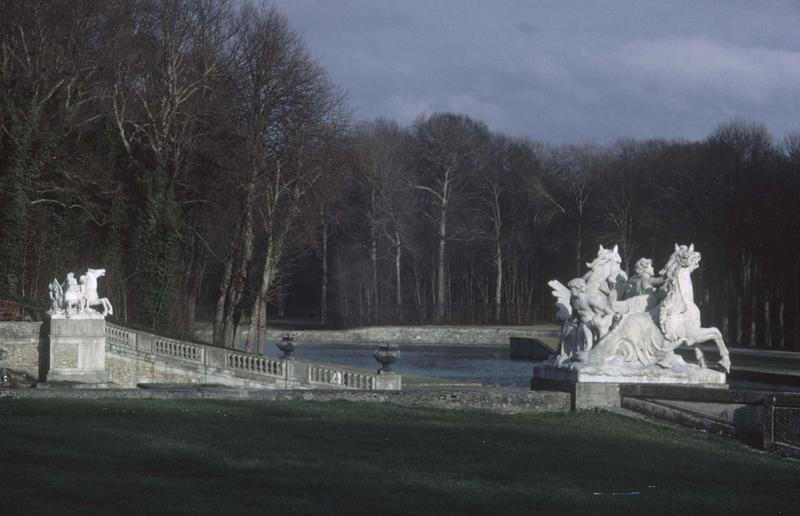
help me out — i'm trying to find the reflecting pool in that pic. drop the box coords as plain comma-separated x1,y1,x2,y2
263,343,535,389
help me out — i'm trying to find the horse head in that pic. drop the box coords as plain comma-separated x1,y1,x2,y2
585,244,622,282
660,243,701,279
86,268,106,279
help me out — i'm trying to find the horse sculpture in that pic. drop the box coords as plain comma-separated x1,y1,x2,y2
550,244,730,374
81,268,113,316
657,244,730,371
50,273,87,317
549,245,635,363
48,268,113,318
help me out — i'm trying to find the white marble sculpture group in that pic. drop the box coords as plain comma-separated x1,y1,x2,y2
48,268,113,319
548,244,730,378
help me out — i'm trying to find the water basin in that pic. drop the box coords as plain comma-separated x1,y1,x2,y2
263,343,535,389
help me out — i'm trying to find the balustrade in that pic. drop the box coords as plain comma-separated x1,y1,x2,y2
153,338,201,362
225,351,283,377
309,366,375,390
105,324,136,349
105,323,392,390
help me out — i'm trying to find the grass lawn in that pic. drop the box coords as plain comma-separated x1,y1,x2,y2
1,399,798,515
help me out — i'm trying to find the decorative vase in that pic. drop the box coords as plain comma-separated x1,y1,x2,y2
373,343,400,373
277,334,296,359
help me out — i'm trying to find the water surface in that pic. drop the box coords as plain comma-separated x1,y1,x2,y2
263,343,534,389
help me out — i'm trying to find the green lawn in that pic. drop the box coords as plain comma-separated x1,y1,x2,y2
1,399,798,515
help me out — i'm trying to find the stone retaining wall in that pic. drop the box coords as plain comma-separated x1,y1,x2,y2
0,386,571,414
194,322,560,347
1,321,402,391
620,384,800,457
105,323,400,391
0,322,44,380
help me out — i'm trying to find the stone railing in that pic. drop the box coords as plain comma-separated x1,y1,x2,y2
153,337,203,362
105,324,136,349
105,322,400,390
225,350,283,378
309,365,375,390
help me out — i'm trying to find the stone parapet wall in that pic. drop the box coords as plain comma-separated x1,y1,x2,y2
105,323,399,390
0,386,570,414
0,321,404,390
194,322,560,347
0,322,44,380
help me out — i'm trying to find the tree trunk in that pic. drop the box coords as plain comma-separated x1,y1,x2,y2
223,180,256,347
492,189,503,324
575,220,582,277
369,190,378,322
436,197,448,322
494,236,503,324
370,228,378,321
247,293,261,354
395,230,402,305
246,232,283,352
320,221,328,326
213,248,235,345
257,298,267,354
185,255,204,337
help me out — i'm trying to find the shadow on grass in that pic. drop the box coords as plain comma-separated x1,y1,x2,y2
1,399,798,515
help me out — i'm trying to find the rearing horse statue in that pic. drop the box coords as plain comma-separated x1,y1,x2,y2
657,244,730,372
80,268,113,316
585,244,730,373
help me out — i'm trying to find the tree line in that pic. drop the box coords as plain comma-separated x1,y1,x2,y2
2,1,798,350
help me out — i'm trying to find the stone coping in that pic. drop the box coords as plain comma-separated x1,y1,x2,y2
192,322,561,347
532,362,727,385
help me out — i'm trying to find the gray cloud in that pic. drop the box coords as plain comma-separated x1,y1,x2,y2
515,21,538,35
272,0,800,143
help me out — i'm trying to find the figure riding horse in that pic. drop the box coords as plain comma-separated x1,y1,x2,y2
550,244,730,373
48,268,113,318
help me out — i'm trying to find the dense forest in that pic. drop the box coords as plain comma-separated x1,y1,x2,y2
1,1,799,351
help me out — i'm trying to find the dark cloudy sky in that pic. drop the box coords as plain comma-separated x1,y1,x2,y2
272,0,800,144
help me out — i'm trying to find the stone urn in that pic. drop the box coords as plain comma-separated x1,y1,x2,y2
373,343,400,374
277,334,296,360
0,349,9,387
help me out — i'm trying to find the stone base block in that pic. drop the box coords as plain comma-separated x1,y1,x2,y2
531,376,621,410
48,318,107,384
532,362,726,385
375,371,402,390
531,362,727,410
46,368,108,384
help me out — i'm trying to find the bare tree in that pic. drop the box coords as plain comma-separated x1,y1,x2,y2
538,144,604,276
109,0,229,329
412,113,490,321
218,6,349,350
355,119,413,315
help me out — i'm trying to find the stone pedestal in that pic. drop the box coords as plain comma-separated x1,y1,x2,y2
375,371,402,390
532,362,726,385
48,317,107,383
531,362,726,410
